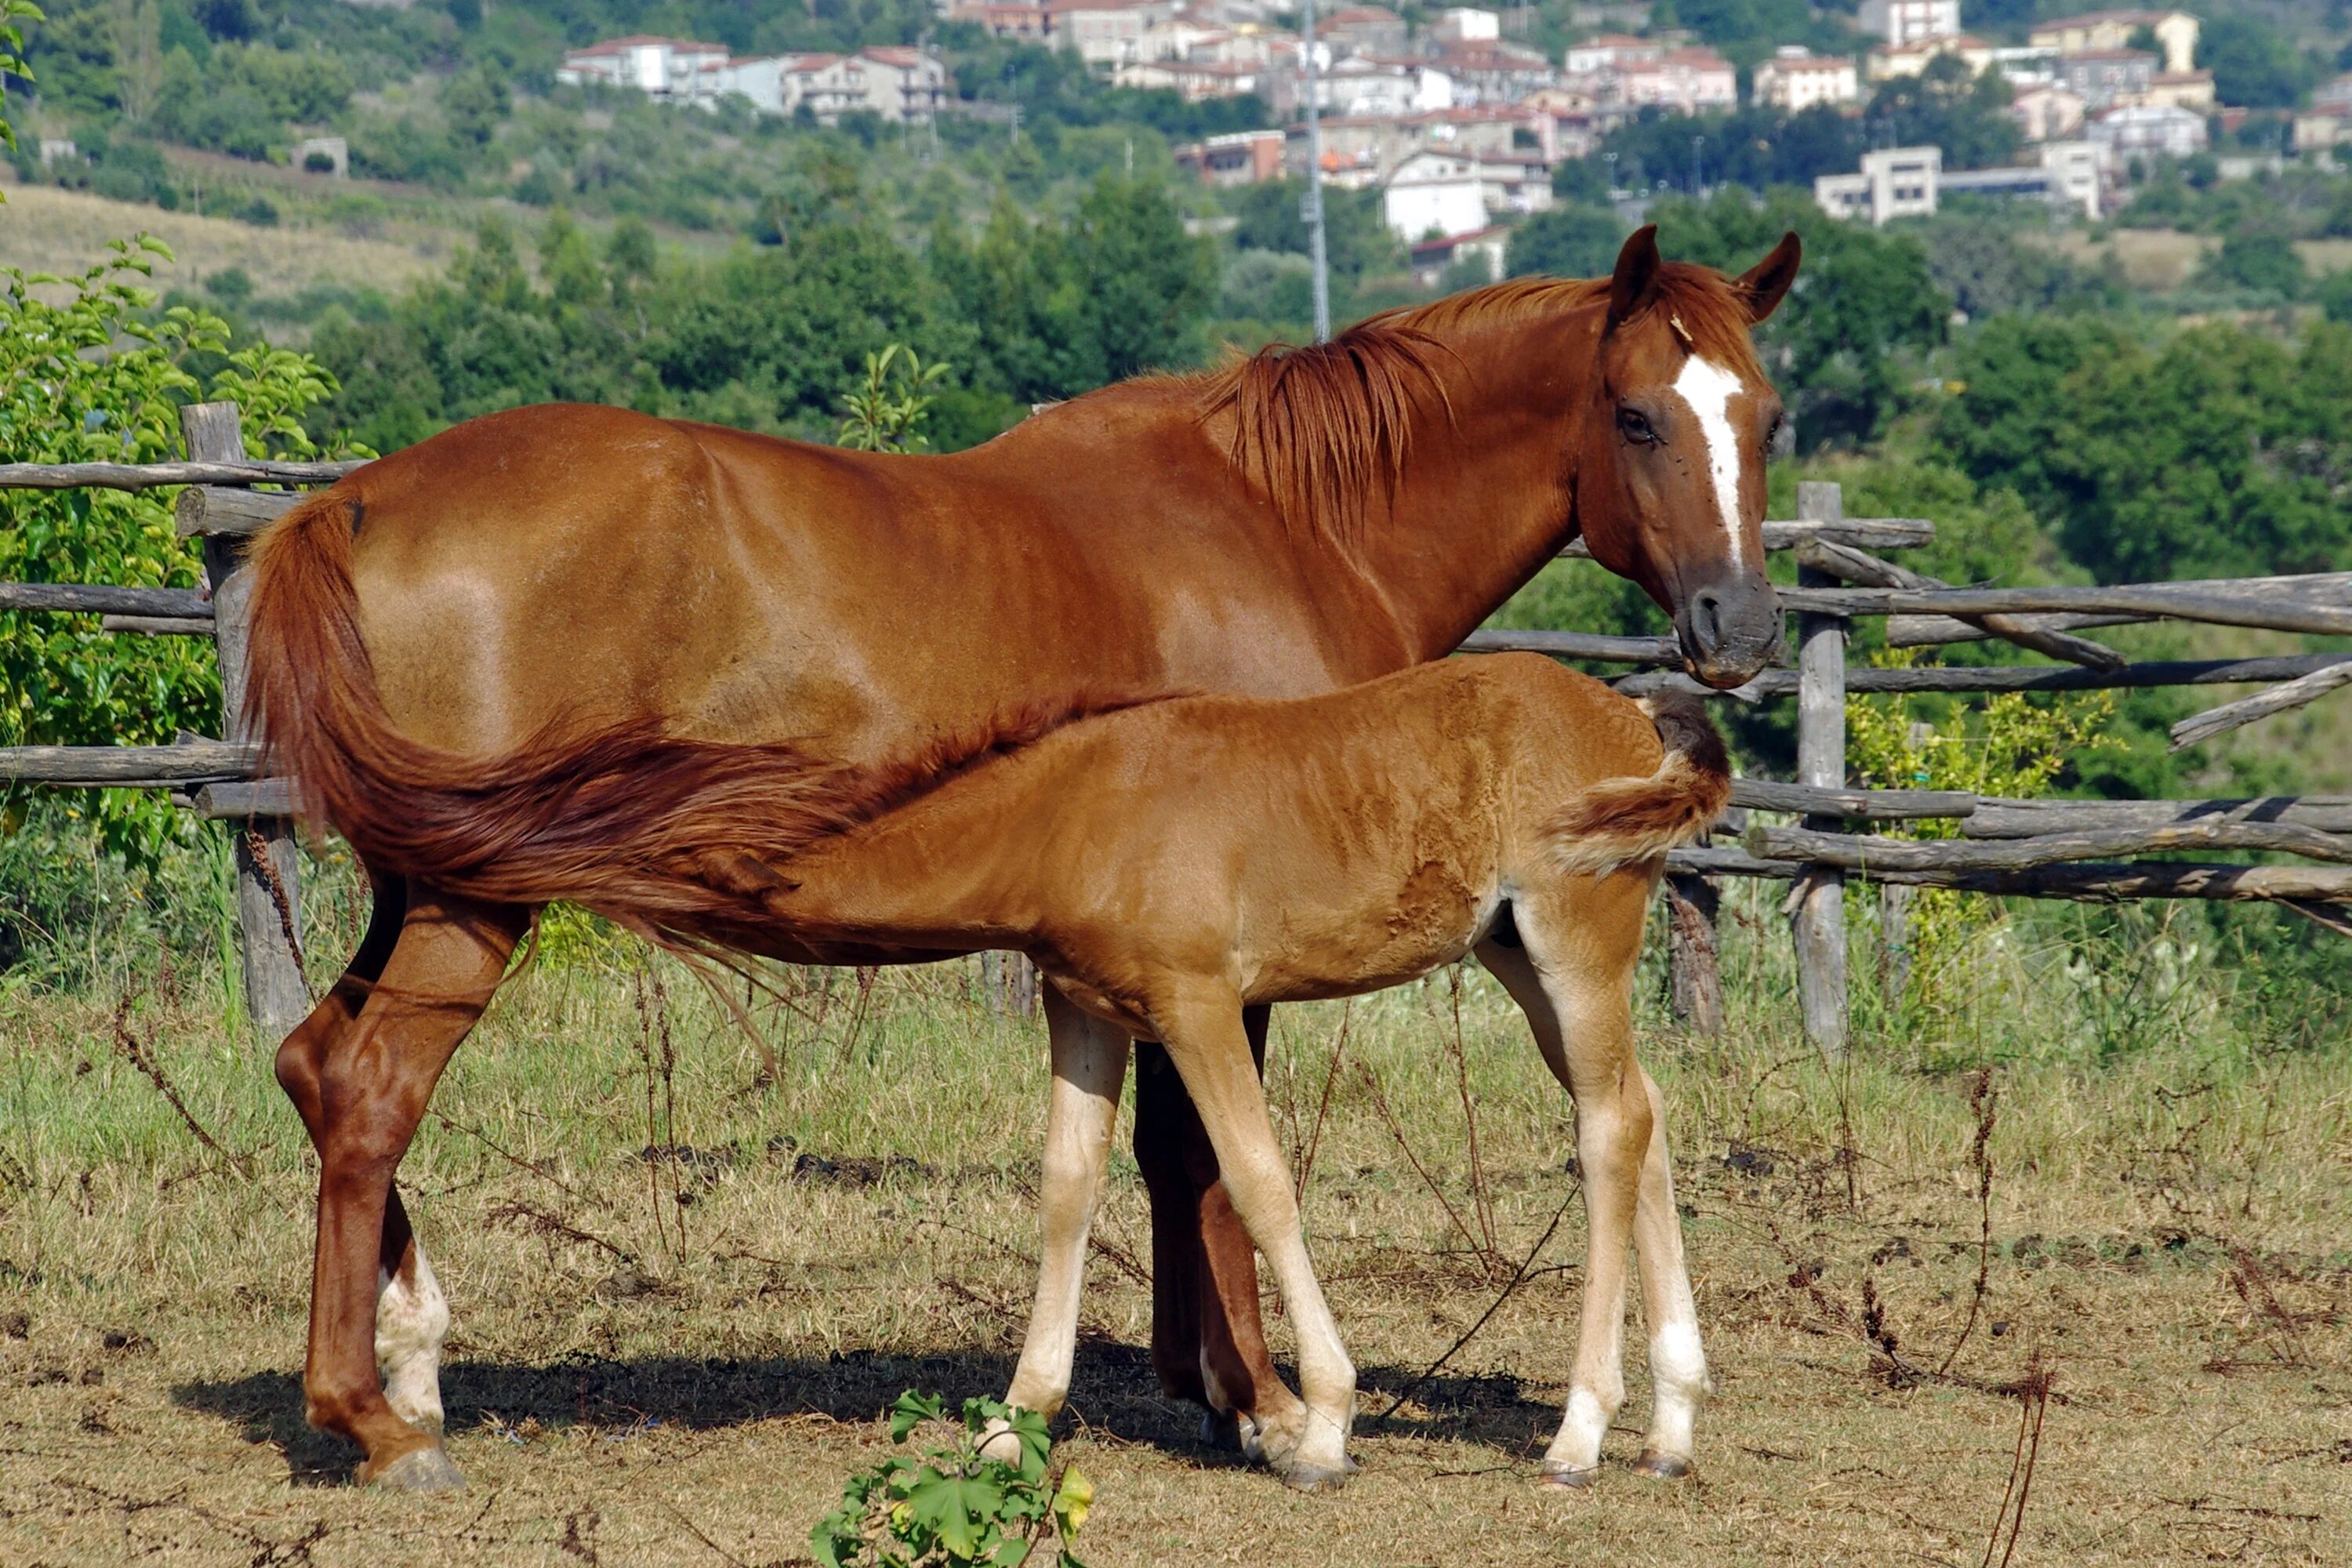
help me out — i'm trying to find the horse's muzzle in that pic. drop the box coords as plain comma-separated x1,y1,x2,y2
1676,575,1784,690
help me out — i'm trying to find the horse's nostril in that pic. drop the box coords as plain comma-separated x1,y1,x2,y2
1690,590,1725,653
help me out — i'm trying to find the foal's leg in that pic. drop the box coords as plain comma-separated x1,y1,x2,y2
1475,877,1661,1486
982,988,1131,1461
297,891,524,1488
270,874,456,1439
1624,1063,1708,1477
1153,982,1354,1490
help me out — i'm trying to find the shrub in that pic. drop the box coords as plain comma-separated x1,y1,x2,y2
814,1392,1092,1568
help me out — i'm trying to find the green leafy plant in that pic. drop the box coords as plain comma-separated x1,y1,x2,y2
837,344,952,453
0,0,42,178
1,236,358,863
814,1392,1093,1568
1848,652,2118,1014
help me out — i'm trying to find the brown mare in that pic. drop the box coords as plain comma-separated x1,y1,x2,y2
647,658,1726,1487
242,225,1798,1489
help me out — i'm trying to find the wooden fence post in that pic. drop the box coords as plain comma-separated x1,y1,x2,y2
1791,481,1849,1062
1664,872,1722,1037
183,403,309,1040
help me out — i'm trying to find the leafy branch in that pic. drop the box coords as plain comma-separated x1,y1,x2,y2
837,344,952,454
815,1392,1092,1568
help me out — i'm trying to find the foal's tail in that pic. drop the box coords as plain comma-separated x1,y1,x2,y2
1544,692,1731,877
241,490,853,929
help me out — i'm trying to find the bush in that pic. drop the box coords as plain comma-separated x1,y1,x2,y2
813,1392,1091,1568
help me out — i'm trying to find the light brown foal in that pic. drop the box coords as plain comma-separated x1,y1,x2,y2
706,653,1731,1488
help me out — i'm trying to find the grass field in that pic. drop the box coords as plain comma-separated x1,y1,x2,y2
2,869,2348,1566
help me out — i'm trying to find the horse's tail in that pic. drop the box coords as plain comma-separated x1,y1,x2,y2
1544,691,1731,878
241,491,852,927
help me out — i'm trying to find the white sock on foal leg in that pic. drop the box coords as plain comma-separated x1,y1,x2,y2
376,1247,451,1437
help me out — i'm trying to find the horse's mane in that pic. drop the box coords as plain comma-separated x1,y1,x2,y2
1182,264,1760,547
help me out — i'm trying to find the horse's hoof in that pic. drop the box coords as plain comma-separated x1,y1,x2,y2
1632,1450,1692,1480
976,1424,1025,1468
1540,1460,1600,1490
368,1446,466,1491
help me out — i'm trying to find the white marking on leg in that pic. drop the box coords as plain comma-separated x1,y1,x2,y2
376,1247,450,1437
1552,1385,1615,1474
1670,356,1749,572
1645,1320,1708,1461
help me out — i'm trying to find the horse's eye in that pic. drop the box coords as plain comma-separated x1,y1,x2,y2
1617,407,1657,445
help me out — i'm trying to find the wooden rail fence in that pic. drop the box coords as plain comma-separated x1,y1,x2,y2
6,436,2350,1054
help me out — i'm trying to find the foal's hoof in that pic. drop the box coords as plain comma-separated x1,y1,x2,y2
1632,1450,1693,1480
368,1446,466,1491
1196,1409,1243,1452
1540,1460,1600,1490
1272,1455,1357,1494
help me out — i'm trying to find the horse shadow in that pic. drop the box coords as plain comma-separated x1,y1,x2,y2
173,1341,1563,1485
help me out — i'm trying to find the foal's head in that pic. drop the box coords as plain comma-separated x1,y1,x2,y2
1573,225,1800,690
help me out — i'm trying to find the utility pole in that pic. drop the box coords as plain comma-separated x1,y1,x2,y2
1301,0,1330,342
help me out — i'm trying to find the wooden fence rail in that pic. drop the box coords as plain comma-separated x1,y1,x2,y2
6,456,2350,1058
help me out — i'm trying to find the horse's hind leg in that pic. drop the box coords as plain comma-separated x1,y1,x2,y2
295,890,524,1489
272,875,458,1442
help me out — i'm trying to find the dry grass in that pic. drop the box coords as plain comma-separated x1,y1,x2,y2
2,878,2349,1566
0,184,453,300
2038,226,2352,292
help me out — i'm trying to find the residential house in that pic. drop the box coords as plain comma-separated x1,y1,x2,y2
2138,71,2215,112
1282,56,1457,117
946,1,1053,41
1174,127,1287,183
1432,39,1559,104
557,36,732,100
2056,48,2154,110
1382,150,1490,239
1432,6,1501,42
1612,48,1737,114
2086,101,2207,158
1752,46,1859,111
2009,82,2086,142
1320,5,1410,56
1410,223,1511,286
1112,58,1261,97
858,46,949,121
1867,33,1995,82
1563,33,1659,75
1050,0,1172,65
1857,0,1961,45
2030,10,2198,76
1476,149,1555,216
1814,144,1941,225
785,54,871,121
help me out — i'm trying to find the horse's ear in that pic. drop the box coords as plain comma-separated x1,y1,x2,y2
1606,224,1661,332
1733,231,1802,325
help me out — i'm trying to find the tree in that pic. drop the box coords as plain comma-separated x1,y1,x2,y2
103,0,159,123
444,67,510,148
1069,172,1216,379
1864,54,2019,170
2197,225,2305,299
1507,203,1624,280
2197,16,2320,110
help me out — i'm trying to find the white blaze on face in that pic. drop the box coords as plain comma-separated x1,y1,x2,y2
1668,355,1750,572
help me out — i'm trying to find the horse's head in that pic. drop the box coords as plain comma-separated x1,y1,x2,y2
1574,225,1801,690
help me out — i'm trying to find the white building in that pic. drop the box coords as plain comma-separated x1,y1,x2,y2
1382,150,1490,240
557,36,732,100
1814,144,1942,225
2009,82,2087,142
1476,150,1555,216
1939,140,2110,219
1049,0,1174,65
1857,0,1961,46
1611,48,1737,115
1287,56,1457,117
1564,33,1657,76
1432,6,1500,41
2086,102,2208,159
1752,46,1859,112
2031,10,2199,76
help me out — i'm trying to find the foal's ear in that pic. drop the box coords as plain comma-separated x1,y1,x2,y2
1606,224,1662,332
1733,231,1802,325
